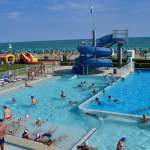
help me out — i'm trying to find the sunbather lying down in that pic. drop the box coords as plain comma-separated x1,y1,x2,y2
22,127,67,146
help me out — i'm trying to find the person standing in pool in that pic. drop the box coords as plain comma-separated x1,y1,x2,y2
95,97,101,105
31,96,38,105
92,88,97,95
116,136,126,150
89,83,95,89
60,90,66,99
0,119,7,150
3,106,12,121
142,114,148,123
108,96,112,100
12,97,16,104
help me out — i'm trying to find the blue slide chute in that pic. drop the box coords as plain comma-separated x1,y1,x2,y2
73,34,125,74
79,46,112,57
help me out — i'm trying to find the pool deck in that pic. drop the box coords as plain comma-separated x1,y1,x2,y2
6,135,64,150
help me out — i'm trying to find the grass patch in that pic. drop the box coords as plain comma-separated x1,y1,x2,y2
0,63,26,73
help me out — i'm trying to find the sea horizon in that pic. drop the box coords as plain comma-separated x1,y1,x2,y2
0,36,150,51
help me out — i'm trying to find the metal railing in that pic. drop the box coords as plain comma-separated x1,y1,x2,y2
0,64,62,79
70,128,96,150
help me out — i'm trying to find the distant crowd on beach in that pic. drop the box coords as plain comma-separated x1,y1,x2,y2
14,49,80,61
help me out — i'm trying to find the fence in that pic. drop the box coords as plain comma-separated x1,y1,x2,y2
0,63,61,79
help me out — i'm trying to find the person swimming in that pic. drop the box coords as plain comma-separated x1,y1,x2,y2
113,99,119,103
108,96,112,100
92,88,97,95
68,100,78,106
95,97,101,105
31,96,38,105
142,114,148,123
22,129,31,139
12,97,16,104
78,81,86,88
116,136,126,150
89,83,95,89
60,90,66,99
35,118,45,127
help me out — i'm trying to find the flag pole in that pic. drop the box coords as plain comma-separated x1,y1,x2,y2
90,6,96,47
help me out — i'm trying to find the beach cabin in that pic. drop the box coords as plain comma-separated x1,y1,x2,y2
0,53,15,64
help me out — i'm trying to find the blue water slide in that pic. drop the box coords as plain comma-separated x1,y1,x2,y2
79,46,112,57
83,58,112,67
75,56,112,66
96,34,125,47
73,57,112,74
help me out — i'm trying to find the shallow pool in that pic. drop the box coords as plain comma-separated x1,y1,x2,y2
0,75,108,149
85,70,150,116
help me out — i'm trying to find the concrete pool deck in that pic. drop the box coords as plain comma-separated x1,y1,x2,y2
5,135,64,150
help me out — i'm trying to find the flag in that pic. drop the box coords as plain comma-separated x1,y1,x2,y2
90,6,94,14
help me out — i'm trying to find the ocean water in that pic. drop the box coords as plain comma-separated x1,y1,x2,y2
0,37,150,52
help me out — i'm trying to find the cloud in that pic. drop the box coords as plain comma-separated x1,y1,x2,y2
8,11,20,19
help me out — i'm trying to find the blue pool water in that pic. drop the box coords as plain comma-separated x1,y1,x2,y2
1,73,150,150
85,70,150,116
0,75,108,149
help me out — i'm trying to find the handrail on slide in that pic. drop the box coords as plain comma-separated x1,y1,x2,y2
70,128,96,150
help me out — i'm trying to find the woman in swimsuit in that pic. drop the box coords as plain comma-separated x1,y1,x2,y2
3,106,12,121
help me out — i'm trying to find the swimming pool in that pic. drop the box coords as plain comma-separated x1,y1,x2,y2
84,70,150,116
0,75,109,149
1,73,150,150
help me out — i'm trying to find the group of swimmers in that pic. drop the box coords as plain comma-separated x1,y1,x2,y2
78,81,97,95
60,90,78,106
94,95,120,106
11,95,38,105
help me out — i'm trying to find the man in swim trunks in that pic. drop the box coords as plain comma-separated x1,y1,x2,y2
3,106,12,121
0,119,7,150
116,136,126,150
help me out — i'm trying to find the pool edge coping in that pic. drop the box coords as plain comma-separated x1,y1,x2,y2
5,134,65,150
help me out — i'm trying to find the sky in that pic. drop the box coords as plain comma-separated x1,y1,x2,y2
0,0,150,42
